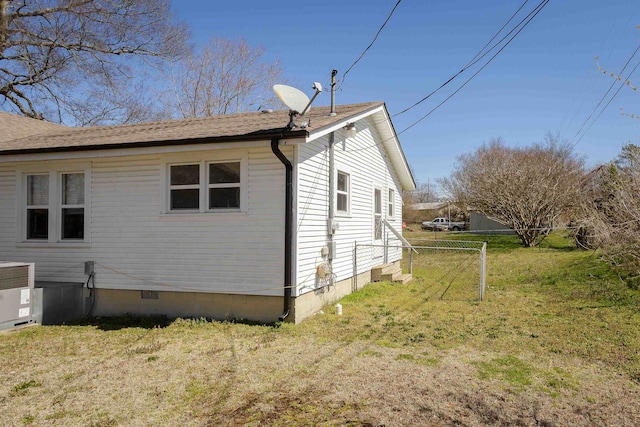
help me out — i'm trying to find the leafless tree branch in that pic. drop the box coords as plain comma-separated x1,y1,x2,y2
0,0,187,124
165,36,284,118
441,134,585,247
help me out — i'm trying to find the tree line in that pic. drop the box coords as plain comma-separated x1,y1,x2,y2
0,0,284,125
406,135,640,287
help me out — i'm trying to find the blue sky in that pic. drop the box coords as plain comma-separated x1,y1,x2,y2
171,0,640,186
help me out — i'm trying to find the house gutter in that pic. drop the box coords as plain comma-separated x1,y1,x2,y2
271,137,293,321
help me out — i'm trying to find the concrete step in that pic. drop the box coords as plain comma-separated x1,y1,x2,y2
395,273,413,284
380,272,412,284
371,263,401,281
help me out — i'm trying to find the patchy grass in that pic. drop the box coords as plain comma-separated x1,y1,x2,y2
0,232,639,426
474,355,533,389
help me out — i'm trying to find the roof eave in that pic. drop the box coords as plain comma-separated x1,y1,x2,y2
0,127,309,156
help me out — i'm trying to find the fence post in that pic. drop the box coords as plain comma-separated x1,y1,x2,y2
479,242,486,301
409,246,413,275
353,241,358,292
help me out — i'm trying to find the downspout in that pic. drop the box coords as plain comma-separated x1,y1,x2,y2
271,138,293,321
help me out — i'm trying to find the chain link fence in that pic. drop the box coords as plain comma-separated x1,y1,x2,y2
354,239,486,301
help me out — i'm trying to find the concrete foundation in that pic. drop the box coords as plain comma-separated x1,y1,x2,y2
92,289,284,324
291,268,377,323
90,265,383,325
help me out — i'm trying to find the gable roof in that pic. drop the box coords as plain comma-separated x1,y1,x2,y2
0,103,379,153
0,102,415,190
0,111,65,143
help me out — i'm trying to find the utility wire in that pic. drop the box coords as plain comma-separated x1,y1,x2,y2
466,0,531,66
394,0,534,117
577,60,640,144
340,0,402,89
332,0,549,155
397,0,550,136
570,43,640,147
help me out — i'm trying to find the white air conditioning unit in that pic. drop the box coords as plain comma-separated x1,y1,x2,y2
0,262,35,330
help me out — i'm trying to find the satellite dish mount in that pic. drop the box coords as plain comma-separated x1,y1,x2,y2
273,82,323,130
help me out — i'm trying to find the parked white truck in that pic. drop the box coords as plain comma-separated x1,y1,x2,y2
421,217,466,231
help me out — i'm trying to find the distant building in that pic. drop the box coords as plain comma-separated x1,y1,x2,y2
469,212,515,234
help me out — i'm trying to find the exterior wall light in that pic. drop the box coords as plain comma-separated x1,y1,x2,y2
345,123,356,138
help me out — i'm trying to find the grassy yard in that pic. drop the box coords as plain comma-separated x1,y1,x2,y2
1,232,639,426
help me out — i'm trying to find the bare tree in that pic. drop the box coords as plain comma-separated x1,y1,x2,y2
595,39,640,120
0,0,187,125
441,135,584,247
410,180,442,203
167,36,284,118
575,144,640,286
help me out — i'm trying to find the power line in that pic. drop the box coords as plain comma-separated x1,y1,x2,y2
394,0,534,117
580,61,640,141
466,0,531,66
340,0,403,88
397,0,550,136
569,43,640,147
333,1,550,156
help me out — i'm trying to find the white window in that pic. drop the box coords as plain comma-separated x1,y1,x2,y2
208,162,241,209
168,160,243,212
336,171,350,214
388,188,394,218
60,173,85,240
169,164,200,211
374,188,382,241
26,174,49,240
21,169,89,243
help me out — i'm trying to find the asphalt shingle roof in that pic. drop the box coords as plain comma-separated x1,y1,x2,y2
0,111,66,144
0,102,383,155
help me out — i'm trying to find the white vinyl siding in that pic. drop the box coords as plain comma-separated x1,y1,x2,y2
0,146,288,296
296,115,405,294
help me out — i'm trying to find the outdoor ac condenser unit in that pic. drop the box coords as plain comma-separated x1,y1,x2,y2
0,262,35,330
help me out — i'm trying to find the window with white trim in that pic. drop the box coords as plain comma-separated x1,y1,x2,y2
336,171,350,214
168,160,243,212
169,164,200,210
208,162,241,209
374,188,382,241
388,188,394,218
22,169,88,243
26,174,49,240
60,173,85,240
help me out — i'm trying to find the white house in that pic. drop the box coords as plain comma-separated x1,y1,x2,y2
0,102,415,323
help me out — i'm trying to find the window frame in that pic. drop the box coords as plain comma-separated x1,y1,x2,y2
374,187,383,242
25,173,50,241
60,172,86,241
388,188,395,218
168,163,201,212
207,160,242,211
335,170,351,216
18,166,91,246
165,156,246,215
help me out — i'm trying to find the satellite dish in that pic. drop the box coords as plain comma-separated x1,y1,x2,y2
273,84,310,114
273,82,323,129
